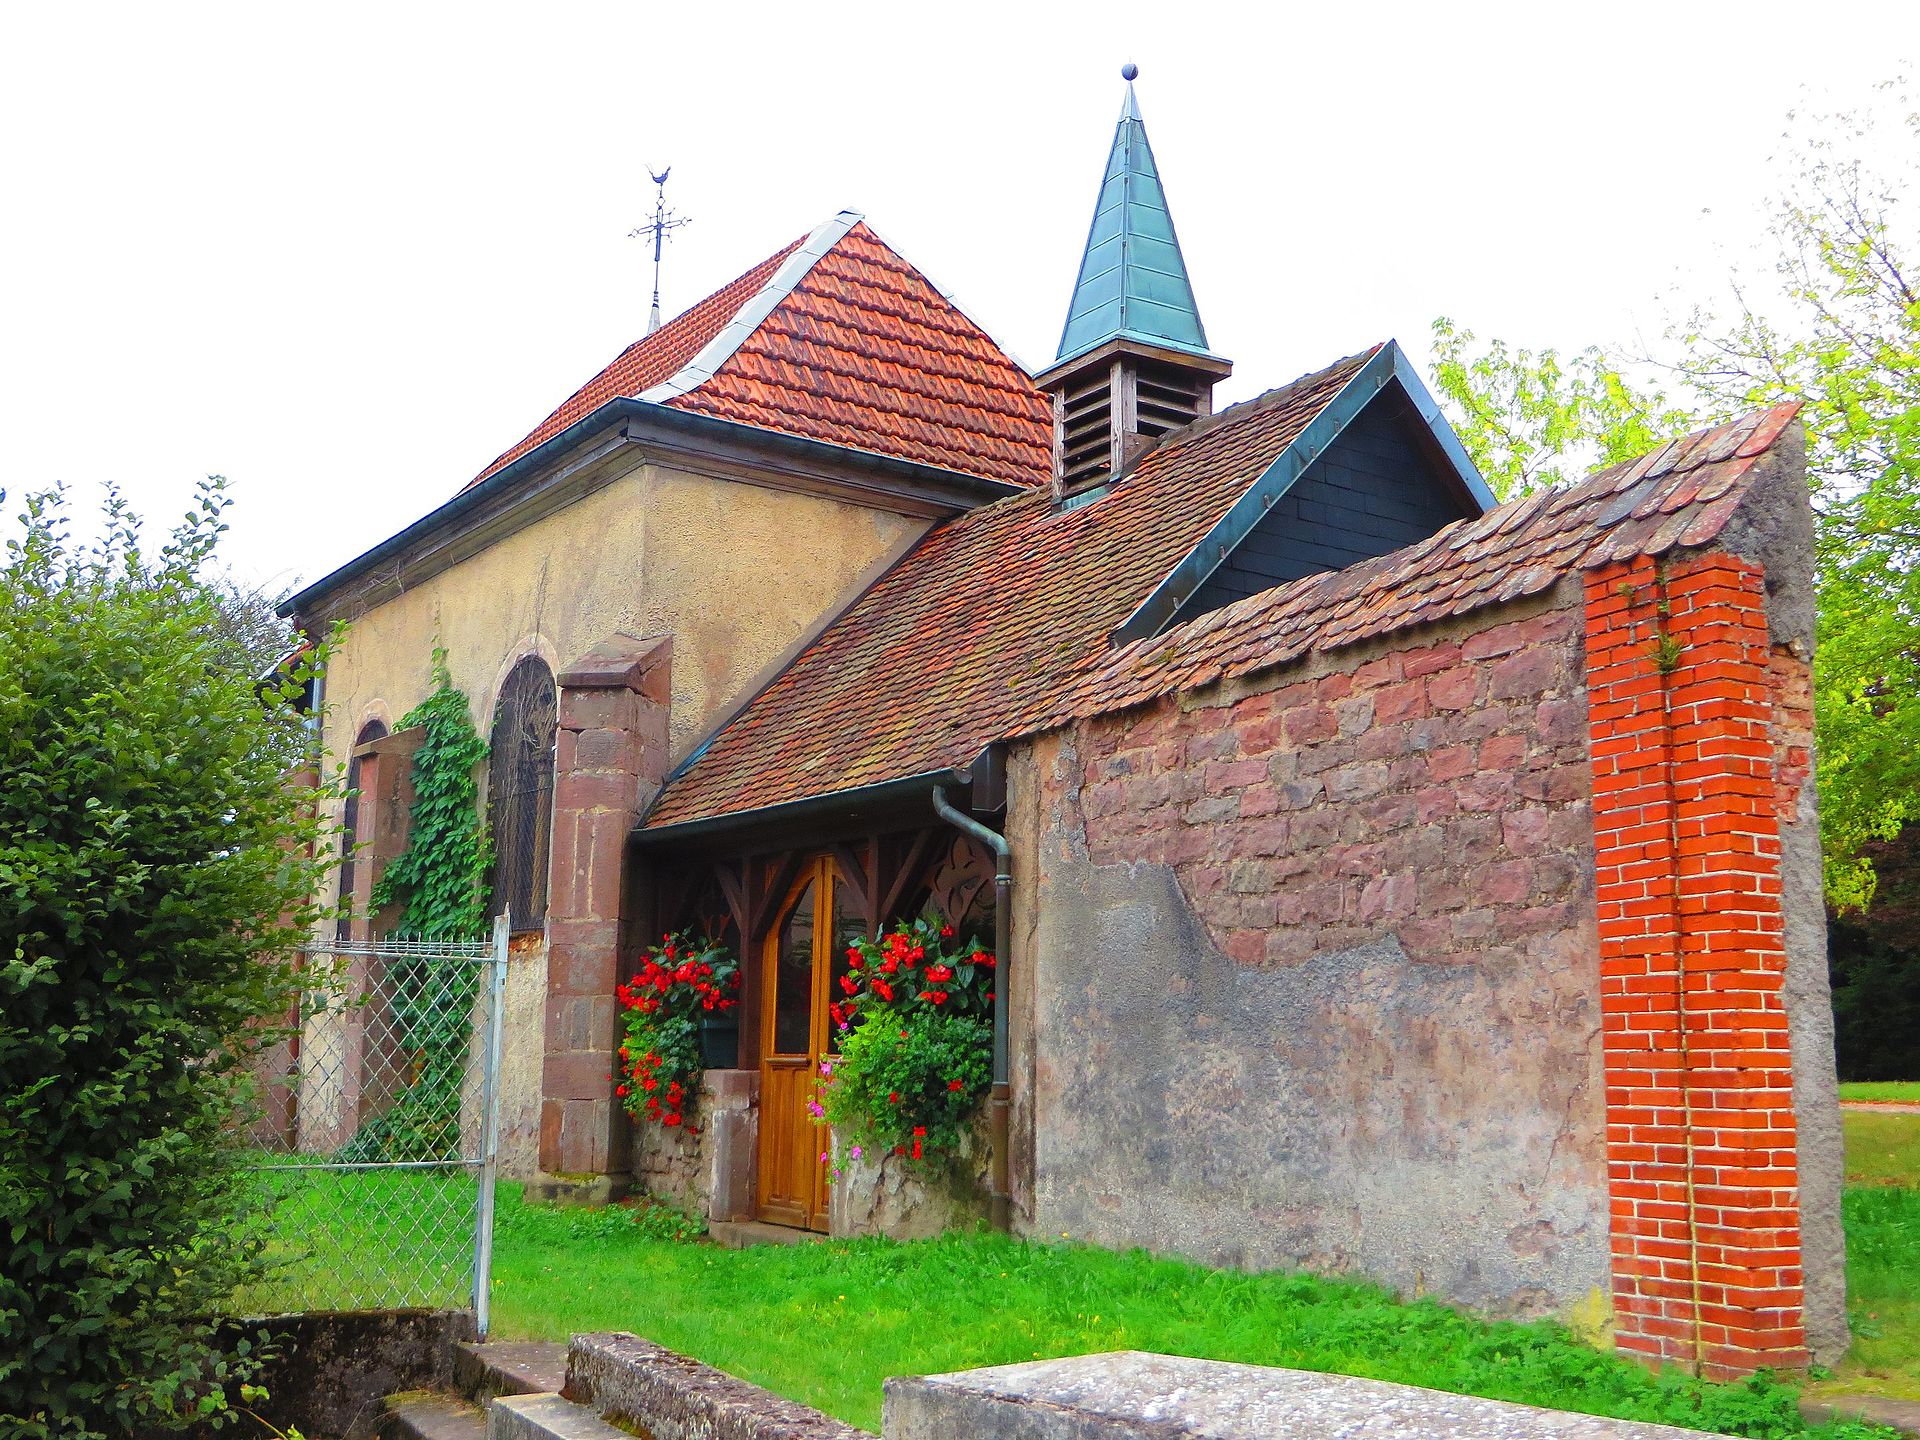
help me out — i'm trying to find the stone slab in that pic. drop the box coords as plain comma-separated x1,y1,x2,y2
523,1173,631,1208
1801,1393,1920,1436
709,1219,824,1249
487,1393,627,1440
454,1340,570,1399
881,1353,1740,1440
381,1393,486,1440
565,1332,863,1440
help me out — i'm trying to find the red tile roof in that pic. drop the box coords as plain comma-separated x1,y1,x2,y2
471,241,799,484
646,392,1801,831
470,218,1051,491
1044,402,1802,725
646,349,1378,828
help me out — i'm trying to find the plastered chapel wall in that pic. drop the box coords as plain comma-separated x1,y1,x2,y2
308,460,924,1176
1010,587,1615,1322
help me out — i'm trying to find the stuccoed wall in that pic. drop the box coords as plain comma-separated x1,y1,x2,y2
308,457,925,1177
1009,586,1614,1323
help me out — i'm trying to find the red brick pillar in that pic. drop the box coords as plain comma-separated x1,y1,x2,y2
1586,553,1806,1378
539,635,671,1190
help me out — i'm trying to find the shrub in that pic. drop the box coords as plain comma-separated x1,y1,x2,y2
0,482,334,1435
820,915,992,1161
616,933,739,1130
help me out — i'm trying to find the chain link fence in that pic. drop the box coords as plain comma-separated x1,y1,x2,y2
244,918,507,1330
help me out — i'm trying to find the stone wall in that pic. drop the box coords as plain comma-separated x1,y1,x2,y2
1007,518,1845,1375
1011,587,1613,1321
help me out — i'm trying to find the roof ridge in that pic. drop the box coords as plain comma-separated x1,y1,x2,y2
1136,345,1384,461
638,209,865,404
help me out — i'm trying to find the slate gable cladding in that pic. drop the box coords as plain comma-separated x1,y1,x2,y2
1172,397,1479,621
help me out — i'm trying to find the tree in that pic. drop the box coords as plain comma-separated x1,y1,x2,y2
0,480,335,1435
1428,82,1920,909
206,569,300,680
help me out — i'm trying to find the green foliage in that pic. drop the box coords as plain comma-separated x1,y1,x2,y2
0,480,336,1436
616,933,740,1130
1427,83,1920,908
822,916,992,1161
343,657,490,1163
1428,319,1694,499
372,654,491,941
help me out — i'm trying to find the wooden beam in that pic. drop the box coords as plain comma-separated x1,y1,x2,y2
877,827,937,926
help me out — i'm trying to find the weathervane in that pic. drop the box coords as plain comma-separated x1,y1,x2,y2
631,167,692,335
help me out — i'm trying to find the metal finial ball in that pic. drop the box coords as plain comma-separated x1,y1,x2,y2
1121,62,1139,82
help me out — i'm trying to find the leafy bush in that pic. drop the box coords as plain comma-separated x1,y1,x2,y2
821,916,992,1161
616,933,739,1130
0,482,333,1435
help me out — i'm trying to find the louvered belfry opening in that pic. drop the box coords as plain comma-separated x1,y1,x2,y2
1136,358,1210,439
1058,369,1115,493
489,655,558,933
1040,341,1231,501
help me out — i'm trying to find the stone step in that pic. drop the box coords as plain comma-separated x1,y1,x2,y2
453,1340,570,1401
379,1391,487,1440
708,1218,824,1249
1801,1394,1920,1437
486,1392,629,1440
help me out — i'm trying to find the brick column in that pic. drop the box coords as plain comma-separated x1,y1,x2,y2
1586,553,1806,1378
539,635,671,1192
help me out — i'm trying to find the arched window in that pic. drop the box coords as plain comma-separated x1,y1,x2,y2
336,719,389,941
489,656,557,932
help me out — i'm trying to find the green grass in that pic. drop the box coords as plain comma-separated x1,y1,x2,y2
1840,1082,1920,1104
1806,1111,1920,1406
1840,1111,1920,1189
484,1190,1876,1437
256,1114,1920,1437
238,1164,481,1313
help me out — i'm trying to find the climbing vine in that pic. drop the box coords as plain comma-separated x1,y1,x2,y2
342,650,492,1162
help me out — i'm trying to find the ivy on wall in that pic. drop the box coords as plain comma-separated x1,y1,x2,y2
342,650,493,1162
374,650,492,940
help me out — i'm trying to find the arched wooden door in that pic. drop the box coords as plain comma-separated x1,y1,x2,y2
756,855,866,1230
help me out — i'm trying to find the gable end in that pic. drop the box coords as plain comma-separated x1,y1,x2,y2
1112,341,1493,644
1171,391,1480,622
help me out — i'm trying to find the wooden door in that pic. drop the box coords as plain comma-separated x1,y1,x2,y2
756,856,864,1230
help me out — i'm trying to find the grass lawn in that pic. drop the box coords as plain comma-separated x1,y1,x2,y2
259,1112,1919,1437
484,1194,1880,1438
1838,1083,1920,1104
1804,1110,1920,1407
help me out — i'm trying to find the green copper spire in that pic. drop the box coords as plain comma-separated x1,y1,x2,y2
1055,65,1217,366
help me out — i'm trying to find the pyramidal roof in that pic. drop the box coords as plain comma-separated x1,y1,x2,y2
1055,73,1219,367
469,212,1052,491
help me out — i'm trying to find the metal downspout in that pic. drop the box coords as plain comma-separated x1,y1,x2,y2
931,785,1012,1233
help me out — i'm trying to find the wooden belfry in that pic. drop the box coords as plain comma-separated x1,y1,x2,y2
1034,64,1232,499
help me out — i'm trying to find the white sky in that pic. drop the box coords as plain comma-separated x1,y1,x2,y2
1,2,1911,594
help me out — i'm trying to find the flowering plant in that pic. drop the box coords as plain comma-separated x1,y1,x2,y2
615,932,739,1130
820,914,993,1162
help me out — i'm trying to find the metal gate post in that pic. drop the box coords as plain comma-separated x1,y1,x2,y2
472,912,510,1336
